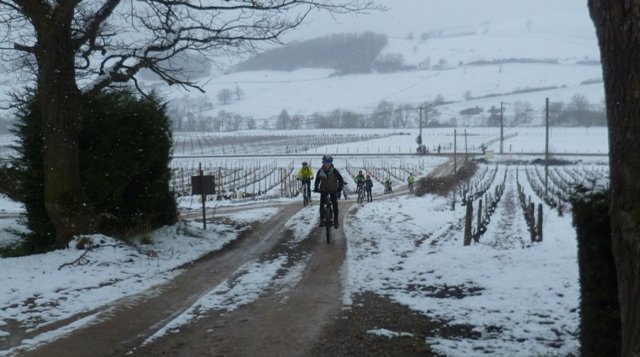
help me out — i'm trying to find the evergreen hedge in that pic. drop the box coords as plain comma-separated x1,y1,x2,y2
11,89,177,252
570,187,620,356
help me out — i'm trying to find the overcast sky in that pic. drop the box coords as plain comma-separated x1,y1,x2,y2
286,0,594,41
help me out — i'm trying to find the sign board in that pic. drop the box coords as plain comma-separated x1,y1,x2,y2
191,175,216,195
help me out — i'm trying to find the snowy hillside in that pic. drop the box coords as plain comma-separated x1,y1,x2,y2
139,0,603,128
0,0,602,130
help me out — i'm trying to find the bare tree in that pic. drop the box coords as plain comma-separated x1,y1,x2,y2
418,100,439,127
513,100,533,125
290,114,303,129
276,109,291,129
246,117,256,130
370,100,393,128
0,0,376,246
394,104,413,128
217,88,234,105
589,1,640,354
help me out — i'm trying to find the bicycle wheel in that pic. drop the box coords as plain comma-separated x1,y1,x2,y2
303,184,309,206
324,204,332,243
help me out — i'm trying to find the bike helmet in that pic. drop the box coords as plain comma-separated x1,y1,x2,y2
302,161,308,166
322,155,333,164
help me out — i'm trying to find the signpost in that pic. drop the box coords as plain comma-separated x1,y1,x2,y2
191,163,216,229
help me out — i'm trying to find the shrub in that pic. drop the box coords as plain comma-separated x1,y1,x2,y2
11,89,177,253
10,94,55,252
80,89,178,236
415,161,477,197
570,187,620,356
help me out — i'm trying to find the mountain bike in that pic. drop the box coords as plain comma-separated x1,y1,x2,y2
318,190,335,244
356,184,365,203
299,179,311,206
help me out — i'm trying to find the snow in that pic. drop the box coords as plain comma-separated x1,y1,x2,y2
345,166,581,355
135,0,603,125
0,128,608,356
0,0,610,355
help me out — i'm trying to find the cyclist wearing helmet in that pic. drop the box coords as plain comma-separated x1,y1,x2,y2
354,170,366,189
365,174,374,202
296,161,314,201
313,155,344,228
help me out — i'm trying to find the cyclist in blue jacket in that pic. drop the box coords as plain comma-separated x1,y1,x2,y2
313,155,344,228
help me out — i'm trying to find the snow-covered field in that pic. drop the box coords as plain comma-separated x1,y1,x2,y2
0,127,608,356
0,0,610,354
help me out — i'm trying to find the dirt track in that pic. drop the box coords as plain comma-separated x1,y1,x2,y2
13,159,456,357
17,200,351,357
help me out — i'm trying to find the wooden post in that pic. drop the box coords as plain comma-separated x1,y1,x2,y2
180,167,185,195
477,199,483,241
464,199,473,246
464,129,468,161
529,202,535,242
537,203,543,242
200,163,206,230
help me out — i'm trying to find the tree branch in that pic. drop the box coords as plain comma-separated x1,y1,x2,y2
72,0,121,51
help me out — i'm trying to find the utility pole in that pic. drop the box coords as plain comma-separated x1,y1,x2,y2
545,98,550,197
453,129,457,175
500,101,504,154
418,107,423,145
464,129,468,161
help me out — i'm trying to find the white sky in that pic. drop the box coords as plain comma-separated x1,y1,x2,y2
288,0,594,41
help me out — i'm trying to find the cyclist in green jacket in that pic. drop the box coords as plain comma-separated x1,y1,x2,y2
384,178,393,194
365,174,374,202
296,161,314,201
354,170,365,191
407,173,416,194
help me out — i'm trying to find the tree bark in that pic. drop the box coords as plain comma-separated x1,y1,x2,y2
588,1,640,355
35,11,95,247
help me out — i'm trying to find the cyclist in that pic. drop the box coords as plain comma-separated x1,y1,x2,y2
354,170,365,190
384,177,393,194
313,155,344,229
354,170,365,201
365,174,374,202
296,161,314,201
407,173,416,193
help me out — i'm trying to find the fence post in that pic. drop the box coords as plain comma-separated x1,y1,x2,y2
199,163,206,230
464,199,473,246
529,202,535,242
452,190,456,211
476,199,483,242
537,203,543,242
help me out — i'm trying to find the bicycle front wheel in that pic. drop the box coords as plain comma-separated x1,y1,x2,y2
324,204,332,243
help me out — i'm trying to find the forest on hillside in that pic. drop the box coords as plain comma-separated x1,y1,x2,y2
233,32,392,74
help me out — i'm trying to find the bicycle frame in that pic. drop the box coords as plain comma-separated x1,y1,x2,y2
323,202,333,243
300,180,310,206
319,190,335,244
356,184,365,203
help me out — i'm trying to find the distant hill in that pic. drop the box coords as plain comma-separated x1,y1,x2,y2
233,32,388,74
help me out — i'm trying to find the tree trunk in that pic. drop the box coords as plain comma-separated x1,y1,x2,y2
588,1,640,355
36,16,95,247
